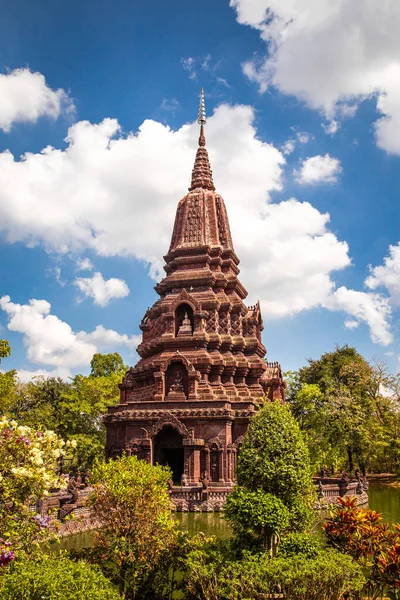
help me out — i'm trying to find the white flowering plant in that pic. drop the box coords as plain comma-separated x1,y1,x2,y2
0,418,74,566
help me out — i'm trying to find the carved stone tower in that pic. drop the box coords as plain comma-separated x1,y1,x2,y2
105,89,285,510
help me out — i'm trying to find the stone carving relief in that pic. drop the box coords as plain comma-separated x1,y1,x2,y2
149,413,189,438
184,196,202,244
215,197,227,245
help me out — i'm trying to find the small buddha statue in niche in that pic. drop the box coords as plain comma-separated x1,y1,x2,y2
170,370,184,392
177,312,193,336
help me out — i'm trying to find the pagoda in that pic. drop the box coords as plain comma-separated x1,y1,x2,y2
105,90,285,511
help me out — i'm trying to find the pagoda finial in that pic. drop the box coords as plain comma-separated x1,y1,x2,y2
197,87,207,147
198,87,206,126
189,88,215,191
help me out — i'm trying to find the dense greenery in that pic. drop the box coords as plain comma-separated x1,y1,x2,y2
286,345,400,475
229,400,314,538
2,339,400,597
87,455,179,599
0,556,120,600
183,541,364,600
0,342,125,470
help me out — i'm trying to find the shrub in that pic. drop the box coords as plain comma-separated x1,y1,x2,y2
184,546,364,600
224,488,289,553
236,400,314,531
89,454,178,597
278,532,322,558
0,555,120,600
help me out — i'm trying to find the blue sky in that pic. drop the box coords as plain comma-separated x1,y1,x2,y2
0,0,400,380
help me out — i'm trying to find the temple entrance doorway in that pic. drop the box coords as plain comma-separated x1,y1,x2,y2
153,426,184,483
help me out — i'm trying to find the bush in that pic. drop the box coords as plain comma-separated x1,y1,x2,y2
236,401,314,531
278,532,322,558
0,555,120,600
184,546,364,600
224,488,289,552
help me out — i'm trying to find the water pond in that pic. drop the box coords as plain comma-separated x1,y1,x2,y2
56,484,400,552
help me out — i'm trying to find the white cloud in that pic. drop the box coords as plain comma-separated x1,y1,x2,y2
17,367,72,382
366,243,400,305
181,57,197,80
77,325,141,349
282,139,295,155
281,130,311,155
344,319,360,331
295,154,342,185
0,295,139,369
74,271,129,306
76,257,94,271
0,102,391,342
230,0,400,153
0,68,73,133
326,287,393,346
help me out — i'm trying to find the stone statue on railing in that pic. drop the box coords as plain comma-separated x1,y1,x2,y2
67,476,79,504
318,480,324,499
181,473,188,487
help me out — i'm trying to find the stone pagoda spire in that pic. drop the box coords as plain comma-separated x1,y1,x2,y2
104,89,285,509
190,88,215,192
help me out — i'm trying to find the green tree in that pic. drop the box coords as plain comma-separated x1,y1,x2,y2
0,339,11,361
89,454,178,599
236,400,314,531
90,352,127,377
0,340,17,414
299,346,395,474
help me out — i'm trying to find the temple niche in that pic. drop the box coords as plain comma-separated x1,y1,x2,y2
104,89,285,511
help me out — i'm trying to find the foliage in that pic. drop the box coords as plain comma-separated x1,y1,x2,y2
224,488,289,553
90,351,127,377
0,339,11,361
88,454,178,599
0,347,125,470
0,555,120,599
286,345,400,474
278,532,322,558
324,496,400,599
184,541,364,600
0,417,69,565
236,400,314,531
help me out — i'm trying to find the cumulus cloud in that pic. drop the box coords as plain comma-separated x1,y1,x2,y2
230,0,400,153
0,68,73,132
74,271,129,306
366,243,400,305
0,100,391,343
76,257,94,271
295,154,342,185
0,296,139,368
326,287,393,346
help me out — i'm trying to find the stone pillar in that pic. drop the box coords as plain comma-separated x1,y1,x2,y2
183,446,191,482
204,447,210,479
142,439,151,464
183,438,204,484
153,371,165,401
188,371,200,400
218,448,225,483
226,446,233,483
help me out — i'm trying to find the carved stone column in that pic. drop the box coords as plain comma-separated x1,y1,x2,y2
218,448,225,483
204,446,210,478
153,371,165,402
183,438,204,484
